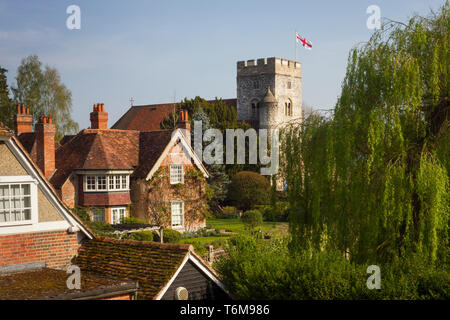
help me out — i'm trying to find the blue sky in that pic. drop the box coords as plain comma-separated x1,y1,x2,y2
0,0,445,129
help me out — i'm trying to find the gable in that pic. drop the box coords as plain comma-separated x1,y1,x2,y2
160,259,229,300
145,129,209,181
0,137,92,238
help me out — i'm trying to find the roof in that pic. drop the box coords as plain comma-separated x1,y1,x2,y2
112,99,237,132
51,129,173,188
263,87,277,103
0,268,138,300
0,123,94,239
73,237,193,300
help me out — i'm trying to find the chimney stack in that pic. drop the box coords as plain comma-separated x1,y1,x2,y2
36,115,56,179
90,103,108,129
176,109,191,144
14,104,33,134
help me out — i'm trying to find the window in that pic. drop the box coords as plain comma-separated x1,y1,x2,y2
171,201,184,228
251,101,260,119
84,174,129,192
0,180,36,226
170,164,184,184
111,207,126,224
92,208,105,222
253,80,259,89
287,81,292,89
285,101,292,117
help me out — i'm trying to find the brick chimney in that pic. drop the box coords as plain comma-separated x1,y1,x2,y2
14,104,33,135
36,115,56,179
176,109,191,144
90,103,108,129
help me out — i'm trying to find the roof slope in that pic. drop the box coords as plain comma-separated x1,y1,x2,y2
74,237,192,300
112,99,237,132
0,268,137,300
51,129,173,188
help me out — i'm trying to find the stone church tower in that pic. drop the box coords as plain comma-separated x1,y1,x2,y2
236,57,302,130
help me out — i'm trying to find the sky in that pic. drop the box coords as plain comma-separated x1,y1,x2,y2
0,0,445,129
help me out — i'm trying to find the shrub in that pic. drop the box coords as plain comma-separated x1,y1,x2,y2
256,202,289,222
127,231,154,242
216,237,450,300
121,216,148,225
219,206,239,219
227,171,270,210
241,209,263,232
153,228,182,243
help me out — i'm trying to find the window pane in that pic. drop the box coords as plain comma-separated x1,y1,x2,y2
86,176,96,190
97,176,106,190
11,210,21,221
11,184,21,196
0,198,9,210
121,175,127,189
109,176,114,190
115,175,121,189
21,184,30,196
171,202,183,227
0,185,9,197
92,208,105,222
23,209,31,220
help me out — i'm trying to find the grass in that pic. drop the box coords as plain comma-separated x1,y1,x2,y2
179,218,289,248
206,218,289,237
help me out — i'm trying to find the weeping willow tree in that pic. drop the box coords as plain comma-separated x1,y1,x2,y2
281,3,449,263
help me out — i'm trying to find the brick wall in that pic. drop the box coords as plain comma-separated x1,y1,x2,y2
0,230,80,270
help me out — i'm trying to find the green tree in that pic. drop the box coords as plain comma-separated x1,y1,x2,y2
0,67,14,129
12,55,79,139
241,209,263,232
227,171,271,210
281,3,449,263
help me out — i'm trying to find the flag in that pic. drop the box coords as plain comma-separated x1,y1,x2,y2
296,32,312,50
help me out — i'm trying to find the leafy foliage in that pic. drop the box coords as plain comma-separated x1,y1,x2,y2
241,209,263,232
153,228,182,243
0,67,14,129
11,55,79,139
227,171,271,210
281,3,449,263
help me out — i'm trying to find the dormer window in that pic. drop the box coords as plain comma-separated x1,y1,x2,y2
0,176,37,226
170,164,184,184
84,174,129,192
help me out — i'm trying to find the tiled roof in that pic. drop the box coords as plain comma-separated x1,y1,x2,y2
0,268,138,300
111,99,237,132
51,129,173,188
74,237,192,300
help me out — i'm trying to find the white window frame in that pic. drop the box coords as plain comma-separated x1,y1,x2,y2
0,176,38,227
111,207,127,225
92,207,105,222
169,164,184,184
83,174,130,192
171,201,184,229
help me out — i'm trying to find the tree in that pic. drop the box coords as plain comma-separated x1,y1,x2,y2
282,3,449,263
0,67,14,129
227,171,271,210
12,55,79,139
241,209,263,232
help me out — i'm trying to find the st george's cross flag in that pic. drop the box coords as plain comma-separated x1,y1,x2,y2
296,32,312,50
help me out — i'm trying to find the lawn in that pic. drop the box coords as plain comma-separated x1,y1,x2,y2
206,218,289,237
180,218,289,248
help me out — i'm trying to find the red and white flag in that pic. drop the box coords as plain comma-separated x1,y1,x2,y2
296,32,312,50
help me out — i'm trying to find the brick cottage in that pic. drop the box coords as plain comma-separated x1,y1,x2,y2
15,104,209,232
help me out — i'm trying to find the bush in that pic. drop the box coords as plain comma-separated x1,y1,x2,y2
218,206,239,219
227,171,270,210
255,202,289,222
127,231,154,242
241,209,263,232
215,237,450,300
121,216,148,224
153,228,182,243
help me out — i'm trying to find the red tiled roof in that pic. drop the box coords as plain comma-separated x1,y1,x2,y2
51,129,173,188
74,237,192,300
112,99,237,132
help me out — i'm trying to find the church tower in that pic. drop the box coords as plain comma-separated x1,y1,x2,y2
236,57,302,130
